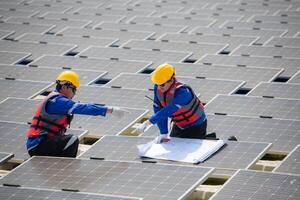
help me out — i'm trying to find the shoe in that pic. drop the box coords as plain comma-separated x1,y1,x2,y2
206,132,216,138
228,136,238,141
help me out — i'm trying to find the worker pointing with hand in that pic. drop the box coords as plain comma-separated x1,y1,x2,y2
137,63,207,143
27,70,129,157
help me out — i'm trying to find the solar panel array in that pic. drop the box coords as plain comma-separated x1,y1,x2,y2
0,0,300,199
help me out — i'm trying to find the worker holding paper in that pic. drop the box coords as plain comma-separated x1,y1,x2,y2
137,63,207,143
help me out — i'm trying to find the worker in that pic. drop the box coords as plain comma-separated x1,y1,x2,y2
27,70,128,157
137,63,208,143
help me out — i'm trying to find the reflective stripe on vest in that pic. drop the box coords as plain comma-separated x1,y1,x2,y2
27,92,72,138
156,81,205,128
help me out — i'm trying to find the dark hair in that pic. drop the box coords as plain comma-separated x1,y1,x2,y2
56,81,63,92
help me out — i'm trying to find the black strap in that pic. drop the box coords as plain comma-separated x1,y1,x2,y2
33,116,66,130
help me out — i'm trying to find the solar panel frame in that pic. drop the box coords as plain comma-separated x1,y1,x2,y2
58,27,155,46
164,62,283,89
198,54,299,77
158,33,259,52
273,145,300,175
28,55,151,79
0,22,54,39
94,22,186,39
0,64,108,86
0,40,76,60
205,94,300,120
104,72,245,103
0,156,214,200
210,169,300,200
231,45,300,59
288,70,300,84
247,82,300,100
121,39,227,60
79,135,272,170
265,36,300,48
0,185,142,200
0,30,13,39
16,33,118,52
77,46,193,70
7,17,91,34
0,79,53,102
0,51,31,65
0,152,13,165
207,114,300,152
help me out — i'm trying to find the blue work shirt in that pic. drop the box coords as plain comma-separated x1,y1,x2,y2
27,92,108,150
149,85,206,135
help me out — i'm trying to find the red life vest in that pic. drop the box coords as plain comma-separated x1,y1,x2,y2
156,80,205,128
27,92,73,138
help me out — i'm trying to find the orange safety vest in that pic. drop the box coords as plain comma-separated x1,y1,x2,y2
156,80,205,128
27,92,73,138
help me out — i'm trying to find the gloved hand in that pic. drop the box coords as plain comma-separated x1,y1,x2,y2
153,134,170,144
136,120,151,134
110,107,129,118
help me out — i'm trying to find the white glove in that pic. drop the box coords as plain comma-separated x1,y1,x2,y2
153,134,170,144
136,120,151,134
110,107,129,118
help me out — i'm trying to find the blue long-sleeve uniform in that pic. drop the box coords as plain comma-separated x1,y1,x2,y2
149,85,206,135
27,94,108,150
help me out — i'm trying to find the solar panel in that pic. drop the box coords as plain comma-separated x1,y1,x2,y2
78,46,192,69
128,16,215,31
274,10,300,16
73,85,153,111
187,8,266,21
0,22,53,39
0,51,30,65
0,65,107,85
0,97,148,136
41,12,124,27
247,82,300,100
121,39,227,60
165,62,282,89
0,79,52,102
0,40,75,60
222,21,300,37
0,156,214,200
158,33,258,52
274,145,300,175
0,121,87,161
0,186,141,200
79,135,271,170
0,30,13,39
105,73,245,103
250,15,300,24
95,22,185,39
288,71,300,84
190,27,286,44
198,54,299,77
74,7,154,20
17,33,117,52
157,12,241,27
58,27,154,46
207,114,300,152
205,95,300,120
0,152,13,165
212,3,289,14
265,37,300,48
210,170,300,200
0,3,71,16
28,56,150,79
231,45,300,59
0,10,36,20
7,17,91,34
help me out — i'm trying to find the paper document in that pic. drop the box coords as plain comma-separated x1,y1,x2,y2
137,138,225,164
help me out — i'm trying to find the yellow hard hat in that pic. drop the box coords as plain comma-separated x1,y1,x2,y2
56,70,80,88
151,63,175,85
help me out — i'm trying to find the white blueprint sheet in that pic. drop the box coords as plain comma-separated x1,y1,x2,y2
137,137,225,164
